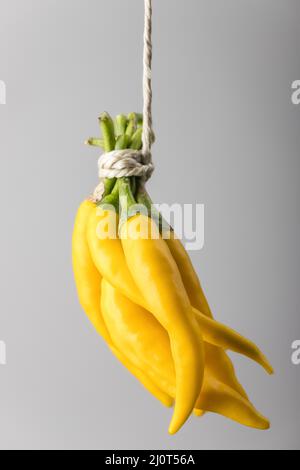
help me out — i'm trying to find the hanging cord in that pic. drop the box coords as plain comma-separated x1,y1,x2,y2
142,0,154,161
98,0,154,181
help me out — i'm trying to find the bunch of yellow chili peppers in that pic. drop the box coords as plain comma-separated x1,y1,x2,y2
73,112,273,435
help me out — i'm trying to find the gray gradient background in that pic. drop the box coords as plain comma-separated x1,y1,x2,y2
0,0,299,450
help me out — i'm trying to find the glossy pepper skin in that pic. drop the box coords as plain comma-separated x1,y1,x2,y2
87,206,143,306
165,232,213,319
110,344,174,408
101,279,175,403
194,309,273,374
72,200,111,344
72,200,173,408
101,279,176,397
101,280,270,430
120,214,205,435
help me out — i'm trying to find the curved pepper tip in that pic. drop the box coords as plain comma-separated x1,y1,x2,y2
168,425,178,436
261,355,274,376
262,420,271,431
168,416,185,435
254,416,270,431
168,413,191,435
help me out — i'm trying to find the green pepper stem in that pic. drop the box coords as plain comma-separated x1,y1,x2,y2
103,179,116,198
136,113,143,127
126,113,137,138
99,112,117,197
119,178,136,209
130,128,143,150
115,134,131,150
115,114,128,137
98,179,120,211
99,112,115,152
85,138,105,148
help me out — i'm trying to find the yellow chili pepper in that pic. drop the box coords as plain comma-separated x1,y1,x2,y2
120,214,205,435
195,378,269,430
195,310,273,374
101,279,269,430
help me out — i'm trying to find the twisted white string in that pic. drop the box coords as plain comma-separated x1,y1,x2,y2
97,0,154,182
98,149,154,180
142,0,154,161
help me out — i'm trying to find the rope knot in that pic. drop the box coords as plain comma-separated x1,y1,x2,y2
98,149,154,181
